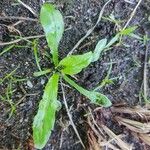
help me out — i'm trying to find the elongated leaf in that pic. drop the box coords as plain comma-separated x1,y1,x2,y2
105,34,119,48
40,3,64,66
0,44,15,56
33,39,42,71
87,91,112,107
120,26,137,35
34,69,51,77
129,33,143,40
58,52,93,75
92,38,107,62
33,73,59,149
63,75,111,107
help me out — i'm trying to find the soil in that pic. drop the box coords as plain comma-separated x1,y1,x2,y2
0,0,150,150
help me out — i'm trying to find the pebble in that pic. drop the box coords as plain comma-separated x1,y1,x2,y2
20,103,25,107
41,78,45,85
27,80,33,88
24,118,28,122
19,118,23,123
148,15,150,22
11,64,15,67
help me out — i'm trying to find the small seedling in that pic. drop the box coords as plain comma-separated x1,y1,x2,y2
33,3,115,149
103,13,141,47
0,42,31,56
0,82,16,118
0,67,26,118
102,13,123,30
32,39,42,72
0,67,19,84
94,62,119,91
113,26,138,46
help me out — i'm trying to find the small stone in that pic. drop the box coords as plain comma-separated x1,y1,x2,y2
27,80,33,88
11,64,15,67
24,118,28,122
41,79,45,85
148,15,150,22
20,103,25,107
20,118,23,123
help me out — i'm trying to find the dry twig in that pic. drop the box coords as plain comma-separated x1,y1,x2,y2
143,25,150,102
0,35,45,46
87,109,131,150
101,125,132,150
123,0,143,30
17,0,38,17
111,105,150,117
115,116,150,134
60,80,85,148
138,133,150,146
0,16,38,22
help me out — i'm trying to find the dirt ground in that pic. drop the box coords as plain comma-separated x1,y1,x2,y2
0,0,150,150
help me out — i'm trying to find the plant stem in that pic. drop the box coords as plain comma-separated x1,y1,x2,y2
63,75,90,98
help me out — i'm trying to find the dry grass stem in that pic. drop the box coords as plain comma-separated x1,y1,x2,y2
17,0,38,17
115,116,150,133
60,80,85,148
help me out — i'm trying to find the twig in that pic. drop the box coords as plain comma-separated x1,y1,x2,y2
59,131,64,149
143,33,149,102
124,0,135,4
67,0,112,55
88,107,105,137
17,0,38,17
123,0,143,30
143,57,148,102
102,125,132,150
0,21,22,36
12,20,23,27
0,25,72,46
0,16,38,22
0,35,45,46
60,80,85,149
16,93,38,106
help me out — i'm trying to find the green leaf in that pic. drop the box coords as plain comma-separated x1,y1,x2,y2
92,38,107,62
33,39,42,71
129,33,143,40
33,73,59,149
34,69,51,77
63,75,112,107
58,52,93,75
40,3,64,66
87,91,112,107
120,26,137,35
0,44,15,56
105,34,119,48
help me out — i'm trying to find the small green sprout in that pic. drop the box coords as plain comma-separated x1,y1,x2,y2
94,62,119,91
0,82,16,118
0,67,26,118
33,3,115,149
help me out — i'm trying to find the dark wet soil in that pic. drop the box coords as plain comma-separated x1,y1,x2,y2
0,0,150,150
